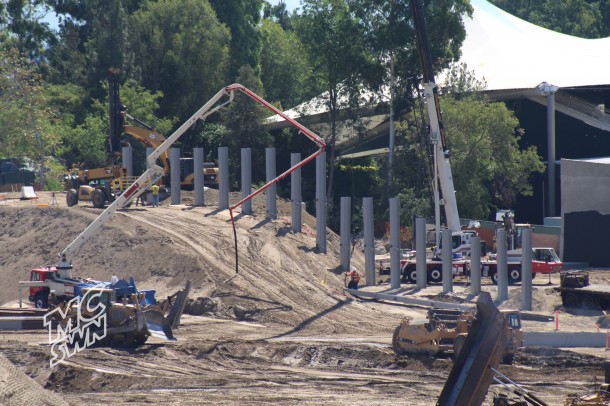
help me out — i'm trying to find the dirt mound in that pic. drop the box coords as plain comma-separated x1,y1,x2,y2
0,352,68,406
0,190,376,333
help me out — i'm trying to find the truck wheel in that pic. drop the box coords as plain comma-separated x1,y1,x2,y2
563,292,579,308
392,325,405,355
508,267,522,285
428,267,442,283
581,294,597,310
502,353,514,365
34,292,48,309
66,189,78,207
406,267,417,284
92,189,106,208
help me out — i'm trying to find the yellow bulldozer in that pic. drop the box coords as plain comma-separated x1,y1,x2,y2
392,307,523,363
51,280,192,347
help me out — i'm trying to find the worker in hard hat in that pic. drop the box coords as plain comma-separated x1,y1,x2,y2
345,267,361,290
151,184,160,207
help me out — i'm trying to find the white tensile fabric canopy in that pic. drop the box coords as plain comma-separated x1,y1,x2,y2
462,0,610,90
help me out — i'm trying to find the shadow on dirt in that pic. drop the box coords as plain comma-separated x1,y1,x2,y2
269,298,352,339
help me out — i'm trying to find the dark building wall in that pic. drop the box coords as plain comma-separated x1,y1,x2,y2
506,95,610,224
564,211,610,267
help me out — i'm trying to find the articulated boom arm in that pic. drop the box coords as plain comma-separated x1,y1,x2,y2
411,0,461,233
58,84,326,273
423,83,461,233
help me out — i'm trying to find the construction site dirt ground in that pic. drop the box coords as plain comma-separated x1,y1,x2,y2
1,190,609,405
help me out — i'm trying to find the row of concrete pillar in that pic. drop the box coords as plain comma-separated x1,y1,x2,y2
125,146,532,307
340,197,534,309
122,146,329,254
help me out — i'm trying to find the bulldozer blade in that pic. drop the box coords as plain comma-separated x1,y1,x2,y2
143,309,176,341
168,280,191,329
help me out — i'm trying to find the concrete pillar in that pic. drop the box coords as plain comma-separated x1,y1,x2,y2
316,152,327,254
219,147,229,210
442,228,453,294
547,91,556,217
416,217,427,289
170,147,181,205
340,197,351,272
241,148,252,215
390,198,401,289
497,229,508,302
521,228,533,311
363,197,375,287
146,147,154,169
291,153,302,233
266,148,277,220
470,236,481,296
194,148,204,206
122,146,133,178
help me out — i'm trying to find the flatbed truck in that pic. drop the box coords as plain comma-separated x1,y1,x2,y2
557,270,610,310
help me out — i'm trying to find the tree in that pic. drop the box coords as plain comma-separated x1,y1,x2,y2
441,95,545,219
297,0,371,201
1,0,55,61
45,0,132,98
0,48,58,188
219,65,273,187
263,0,295,31
209,0,264,80
55,79,174,171
129,0,230,122
349,0,473,194
489,0,610,38
260,19,312,110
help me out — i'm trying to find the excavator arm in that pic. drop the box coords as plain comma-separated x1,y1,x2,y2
122,124,170,175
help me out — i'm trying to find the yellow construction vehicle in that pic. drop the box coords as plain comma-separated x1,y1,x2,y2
52,287,175,347
64,165,133,208
123,118,219,189
392,307,523,363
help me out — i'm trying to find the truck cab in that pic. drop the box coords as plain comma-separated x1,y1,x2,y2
532,247,563,274
28,267,56,307
27,266,79,308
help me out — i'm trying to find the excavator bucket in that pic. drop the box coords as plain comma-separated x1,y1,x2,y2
437,292,509,406
143,309,175,341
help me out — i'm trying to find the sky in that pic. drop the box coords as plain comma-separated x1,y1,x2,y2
273,0,301,13
43,1,303,30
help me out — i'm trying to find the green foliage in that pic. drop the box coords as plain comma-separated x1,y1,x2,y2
1,0,54,61
440,95,545,219
260,20,313,110
0,48,59,187
129,0,231,121
489,0,610,38
43,157,67,191
59,114,107,168
209,0,264,80
263,0,296,31
349,0,473,101
297,0,373,200
397,188,432,227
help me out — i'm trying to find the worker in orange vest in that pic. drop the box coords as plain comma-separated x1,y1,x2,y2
345,267,361,290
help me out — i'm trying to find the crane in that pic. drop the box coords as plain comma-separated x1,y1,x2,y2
410,0,474,256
